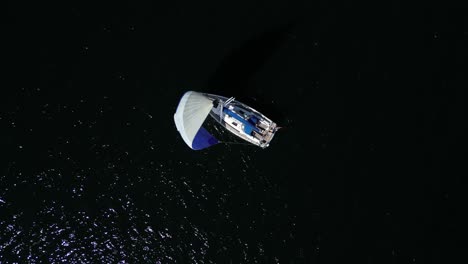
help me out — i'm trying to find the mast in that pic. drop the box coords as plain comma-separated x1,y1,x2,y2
221,97,235,123
219,103,223,123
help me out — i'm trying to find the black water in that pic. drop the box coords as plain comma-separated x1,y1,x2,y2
2,1,465,263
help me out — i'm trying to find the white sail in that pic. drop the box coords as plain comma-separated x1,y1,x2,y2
173,91,218,150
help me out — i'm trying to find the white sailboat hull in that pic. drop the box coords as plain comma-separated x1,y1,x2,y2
203,93,278,149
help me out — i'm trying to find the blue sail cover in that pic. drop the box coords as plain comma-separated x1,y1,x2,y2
223,108,260,135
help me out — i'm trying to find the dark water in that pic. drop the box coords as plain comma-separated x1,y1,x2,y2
2,1,465,263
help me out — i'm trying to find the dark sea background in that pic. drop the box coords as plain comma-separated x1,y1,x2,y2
1,1,466,263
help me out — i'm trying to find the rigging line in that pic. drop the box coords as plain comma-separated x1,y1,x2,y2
218,141,255,146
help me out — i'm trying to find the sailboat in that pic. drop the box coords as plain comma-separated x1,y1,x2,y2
174,91,279,150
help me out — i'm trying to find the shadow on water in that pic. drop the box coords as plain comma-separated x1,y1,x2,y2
205,22,298,124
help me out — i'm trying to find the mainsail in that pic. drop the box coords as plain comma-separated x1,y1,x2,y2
173,91,219,150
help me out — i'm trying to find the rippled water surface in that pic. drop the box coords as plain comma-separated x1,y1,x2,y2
1,89,301,263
